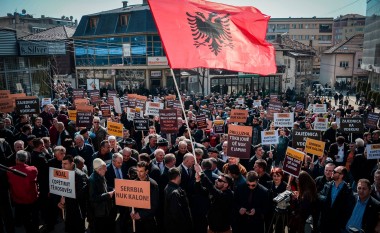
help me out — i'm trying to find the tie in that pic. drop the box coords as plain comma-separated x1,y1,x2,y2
188,168,192,177
116,168,122,179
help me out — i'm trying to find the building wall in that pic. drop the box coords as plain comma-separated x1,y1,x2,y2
333,14,365,44
320,54,335,86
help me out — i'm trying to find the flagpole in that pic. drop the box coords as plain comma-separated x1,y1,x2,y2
170,69,197,162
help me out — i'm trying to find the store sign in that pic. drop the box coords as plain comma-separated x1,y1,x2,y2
150,71,162,77
147,57,168,66
20,41,66,55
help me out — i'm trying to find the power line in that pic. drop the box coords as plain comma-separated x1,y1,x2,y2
322,0,363,16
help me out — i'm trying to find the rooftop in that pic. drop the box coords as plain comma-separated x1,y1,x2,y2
324,34,364,54
19,25,76,41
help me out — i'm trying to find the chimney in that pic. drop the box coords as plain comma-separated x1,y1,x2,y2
122,1,128,7
14,12,20,24
41,15,45,18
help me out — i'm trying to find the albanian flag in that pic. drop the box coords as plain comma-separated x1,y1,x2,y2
148,0,277,75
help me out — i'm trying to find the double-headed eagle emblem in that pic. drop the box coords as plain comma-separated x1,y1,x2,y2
186,12,234,56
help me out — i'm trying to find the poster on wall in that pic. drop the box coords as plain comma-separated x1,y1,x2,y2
87,79,99,91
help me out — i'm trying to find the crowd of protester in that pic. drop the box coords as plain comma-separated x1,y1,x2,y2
0,85,380,233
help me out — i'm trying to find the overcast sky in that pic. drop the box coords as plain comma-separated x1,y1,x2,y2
1,0,366,22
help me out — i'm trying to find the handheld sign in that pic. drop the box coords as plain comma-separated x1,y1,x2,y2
283,147,305,178
292,130,321,148
49,168,76,198
196,114,207,129
115,179,151,209
304,138,325,157
340,118,364,134
227,125,252,159
145,102,163,116
261,130,279,145
107,121,123,137
312,104,327,113
113,97,122,114
267,102,282,120
76,112,93,128
128,94,137,108
135,95,147,109
314,117,328,131
134,119,149,131
274,113,294,128
213,120,224,134
159,109,178,133
101,104,111,118
72,89,84,99
366,144,380,160
41,98,51,106
68,110,77,122
16,98,40,114
0,90,10,99
76,104,93,113
253,100,261,107
366,113,380,129
0,99,14,113
230,109,248,123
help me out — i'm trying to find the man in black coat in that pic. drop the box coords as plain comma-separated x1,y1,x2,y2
74,135,95,175
346,179,380,233
177,153,195,196
318,166,355,233
105,153,124,189
32,117,49,138
322,122,337,146
328,136,349,166
164,167,193,233
234,171,271,233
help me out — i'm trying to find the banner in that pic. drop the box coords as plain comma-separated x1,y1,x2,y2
227,125,252,159
340,118,364,134
159,109,178,133
261,130,279,145
230,109,248,123
314,117,328,131
292,129,321,148
0,99,14,113
76,112,93,128
68,110,77,121
15,98,40,114
115,179,151,209
145,102,164,116
148,0,276,75
213,120,224,134
41,98,51,106
0,90,10,99
312,104,327,113
366,113,380,129
267,101,282,120
107,121,123,137
49,168,76,198
283,147,305,178
273,113,294,127
134,119,149,131
196,114,207,129
101,104,111,118
304,138,325,157
366,144,380,160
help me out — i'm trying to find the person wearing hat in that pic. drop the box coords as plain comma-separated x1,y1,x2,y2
88,158,115,233
156,138,169,154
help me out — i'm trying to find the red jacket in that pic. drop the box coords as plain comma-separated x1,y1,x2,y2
7,163,39,204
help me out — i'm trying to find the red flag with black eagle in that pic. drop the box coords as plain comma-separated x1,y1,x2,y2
148,0,277,75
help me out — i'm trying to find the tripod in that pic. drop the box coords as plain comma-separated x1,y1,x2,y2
267,207,288,233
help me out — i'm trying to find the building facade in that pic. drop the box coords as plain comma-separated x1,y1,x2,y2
362,0,380,91
332,14,366,45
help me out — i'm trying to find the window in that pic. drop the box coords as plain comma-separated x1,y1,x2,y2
284,58,291,68
299,24,303,29
339,61,349,68
319,24,332,33
292,35,297,40
292,24,297,29
305,35,310,40
299,35,303,40
305,24,309,29
358,59,362,68
120,15,129,26
89,17,98,29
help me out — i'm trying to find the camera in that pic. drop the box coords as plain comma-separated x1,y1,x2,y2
273,190,293,210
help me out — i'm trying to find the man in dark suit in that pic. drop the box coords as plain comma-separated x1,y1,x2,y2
120,147,137,175
177,153,195,196
138,153,161,183
323,122,338,147
151,149,165,174
346,179,380,233
74,134,95,175
328,136,349,166
56,122,70,146
105,153,124,189
208,147,225,172
371,169,380,201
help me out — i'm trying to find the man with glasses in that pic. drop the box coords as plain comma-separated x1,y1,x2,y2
234,171,270,233
319,166,355,233
194,163,234,233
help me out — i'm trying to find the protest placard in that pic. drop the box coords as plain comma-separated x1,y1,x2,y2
165,95,176,108
134,119,149,131
145,102,164,116
230,109,248,123
261,130,279,145
295,102,304,112
74,99,89,106
173,100,182,117
196,114,207,129
314,117,328,131
270,95,278,100
267,101,282,120
213,120,224,134
312,104,327,113
49,168,76,198
127,108,136,121
41,98,51,106
107,121,123,137
0,90,10,99
340,118,364,134
135,95,147,109
72,89,84,99
237,98,244,105
115,179,151,209
292,130,322,148
68,110,77,122
253,100,261,107
76,112,93,128
304,138,325,157
273,113,294,127
76,105,93,113
366,113,380,129
215,103,224,110
366,144,380,160
89,90,101,104
199,108,211,118
113,97,122,114
159,109,178,133
101,104,111,117
227,125,252,159
128,94,137,108
0,99,14,113
283,147,305,178
15,98,40,114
